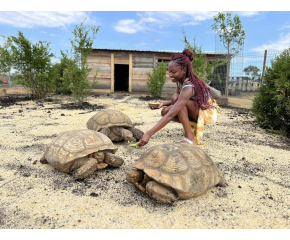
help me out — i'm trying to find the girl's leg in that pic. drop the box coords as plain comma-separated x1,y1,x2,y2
161,106,180,123
177,100,199,144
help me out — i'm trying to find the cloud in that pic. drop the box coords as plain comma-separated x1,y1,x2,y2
235,11,260,17
183,22,200,26
114,11,219,34
251,32,290,51
114,19,148,34
0,11,95,28
279,22,290,31
60,41,70,47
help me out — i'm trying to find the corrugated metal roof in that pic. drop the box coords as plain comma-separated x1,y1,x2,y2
92,48,223,55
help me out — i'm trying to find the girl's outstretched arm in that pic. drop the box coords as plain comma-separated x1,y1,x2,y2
139,86,194,147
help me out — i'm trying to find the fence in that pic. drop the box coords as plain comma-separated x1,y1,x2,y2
210,50,284,99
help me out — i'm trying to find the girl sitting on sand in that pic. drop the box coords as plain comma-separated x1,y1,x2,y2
138,49,221,147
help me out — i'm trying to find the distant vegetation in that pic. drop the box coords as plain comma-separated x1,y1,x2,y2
0,18,100,105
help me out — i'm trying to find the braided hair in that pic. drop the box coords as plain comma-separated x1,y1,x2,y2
170,49,214,112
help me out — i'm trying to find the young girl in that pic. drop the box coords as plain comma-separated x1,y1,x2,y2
138,49,221,147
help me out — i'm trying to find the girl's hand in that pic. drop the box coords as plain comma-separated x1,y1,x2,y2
138,132,151,147
149,101,163,110
156,102,164,109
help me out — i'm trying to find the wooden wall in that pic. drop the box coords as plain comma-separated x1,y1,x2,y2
87,50,222,97
87,50,111,89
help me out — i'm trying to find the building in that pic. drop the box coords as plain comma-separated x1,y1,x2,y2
87,48,226,96
228,77,261,94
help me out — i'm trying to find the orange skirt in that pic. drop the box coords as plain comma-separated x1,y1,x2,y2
183,99,222,145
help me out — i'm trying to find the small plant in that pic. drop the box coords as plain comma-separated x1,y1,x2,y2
146,61,167,98
251,47,290,137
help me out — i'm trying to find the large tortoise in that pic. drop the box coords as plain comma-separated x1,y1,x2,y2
126,143,228,204
40,129,124,180
87,109,144,142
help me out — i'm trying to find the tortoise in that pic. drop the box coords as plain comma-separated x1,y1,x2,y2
87,109,144,142
126,143,228,204
40,129,124,180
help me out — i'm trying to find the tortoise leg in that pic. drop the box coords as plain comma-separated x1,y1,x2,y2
127,127,144,141
126,169,146,193
97,163,109,169
146,180,178,204
40,154,49,164
104,151,124,167
72,158,98,180
111,127,135,142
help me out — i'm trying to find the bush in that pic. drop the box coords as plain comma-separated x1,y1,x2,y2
146,61,167,98
63,59,93,105
53,53,77,95
63,19,100,105
252,48,290,137
0,32,56,100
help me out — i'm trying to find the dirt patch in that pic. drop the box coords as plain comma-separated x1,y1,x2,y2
0,93,289,229
0,95,35,107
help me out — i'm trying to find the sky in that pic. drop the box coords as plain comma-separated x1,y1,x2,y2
1,1,290,71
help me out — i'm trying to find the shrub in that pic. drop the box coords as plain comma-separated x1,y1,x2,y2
146,61,167,98
0,32,56,100
252,48,290,137
62,18,100,105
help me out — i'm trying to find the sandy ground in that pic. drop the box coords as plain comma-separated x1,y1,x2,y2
0,92,289,229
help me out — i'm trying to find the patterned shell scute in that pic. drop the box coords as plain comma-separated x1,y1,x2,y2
132,143,220,193
87,109,133,131
44,129,117,172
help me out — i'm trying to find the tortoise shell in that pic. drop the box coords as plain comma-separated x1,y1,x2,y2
87,109,133,132
131,143,223,199
42,129,117,173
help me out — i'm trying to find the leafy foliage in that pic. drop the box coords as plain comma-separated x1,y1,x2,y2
243,65,261,79
252,48,290,137
146,61,167,98
62,18,100,105
181,28,225,83
0,32,56,99
53,52,77,94
212,12,246,58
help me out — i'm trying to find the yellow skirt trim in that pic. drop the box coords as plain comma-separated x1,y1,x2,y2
183,99,222,145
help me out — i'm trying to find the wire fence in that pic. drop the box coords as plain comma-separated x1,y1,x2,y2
210,49,284,99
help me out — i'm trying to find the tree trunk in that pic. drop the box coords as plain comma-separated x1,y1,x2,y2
225,61,230,97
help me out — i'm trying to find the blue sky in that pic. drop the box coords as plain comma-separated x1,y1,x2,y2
1,1,290,65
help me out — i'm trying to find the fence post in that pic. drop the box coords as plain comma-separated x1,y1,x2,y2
260,50,267,85
9,71,12,88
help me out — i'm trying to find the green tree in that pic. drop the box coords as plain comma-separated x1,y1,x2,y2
243,65,261,80
53,51,78,94
181,28,225,83
63,18,100,105
146,61,167,98
0,32,56,99
252,47,290,137
212,12,246,96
